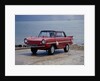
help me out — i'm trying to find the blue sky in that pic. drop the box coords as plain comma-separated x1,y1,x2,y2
15,15,84,21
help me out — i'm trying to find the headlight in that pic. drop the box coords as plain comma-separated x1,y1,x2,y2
24,38,27,43
41,39,46,44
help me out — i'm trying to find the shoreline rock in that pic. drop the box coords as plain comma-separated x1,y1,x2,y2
70,44,84,50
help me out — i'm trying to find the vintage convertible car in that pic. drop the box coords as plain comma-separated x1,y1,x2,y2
24,30,73,55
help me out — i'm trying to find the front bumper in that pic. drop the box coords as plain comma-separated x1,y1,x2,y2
27,44,51,50
27,45,45,48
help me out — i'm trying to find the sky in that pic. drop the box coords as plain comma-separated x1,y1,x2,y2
15,15,84,21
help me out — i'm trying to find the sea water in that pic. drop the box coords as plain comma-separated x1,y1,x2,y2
15,20,84,45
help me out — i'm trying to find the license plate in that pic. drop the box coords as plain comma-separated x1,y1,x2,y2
32,44,37,46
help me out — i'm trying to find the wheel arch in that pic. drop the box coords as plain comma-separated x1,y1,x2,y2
51,44,57,49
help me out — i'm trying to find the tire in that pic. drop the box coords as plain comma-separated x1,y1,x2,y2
48,45,55,55
64,44,69,52
31,48,37,55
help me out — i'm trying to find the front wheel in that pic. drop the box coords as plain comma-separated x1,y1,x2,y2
31,48,37,55
64,44,69,52
48,45,55,55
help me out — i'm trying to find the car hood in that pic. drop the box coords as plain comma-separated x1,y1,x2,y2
26,37,50,41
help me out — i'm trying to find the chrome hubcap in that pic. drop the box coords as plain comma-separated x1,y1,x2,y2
51,46,54,53
66,45,69,51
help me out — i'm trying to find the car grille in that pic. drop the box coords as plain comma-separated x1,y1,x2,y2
27,41,41,45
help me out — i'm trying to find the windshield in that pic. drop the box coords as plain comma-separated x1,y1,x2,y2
38,31,55,37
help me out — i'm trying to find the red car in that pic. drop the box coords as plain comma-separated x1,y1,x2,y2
24,30,73,55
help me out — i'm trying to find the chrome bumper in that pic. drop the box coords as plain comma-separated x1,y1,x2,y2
27,45,45,48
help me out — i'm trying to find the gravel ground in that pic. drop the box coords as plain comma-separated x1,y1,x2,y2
15,47,84,65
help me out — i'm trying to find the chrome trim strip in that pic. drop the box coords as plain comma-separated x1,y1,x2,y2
59,41,71,43
46,42,56,44
46,41,71,44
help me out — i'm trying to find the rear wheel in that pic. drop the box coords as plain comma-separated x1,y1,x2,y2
48,45,55,55
31,48,37,55
64,44,69,52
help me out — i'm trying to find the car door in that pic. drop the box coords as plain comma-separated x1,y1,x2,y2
55,32,66,48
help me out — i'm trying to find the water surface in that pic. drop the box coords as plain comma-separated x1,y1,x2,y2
15,20,84,45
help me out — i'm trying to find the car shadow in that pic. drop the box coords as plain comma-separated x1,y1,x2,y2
19,49,66,57
19,52,33,56
34,49,65,57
